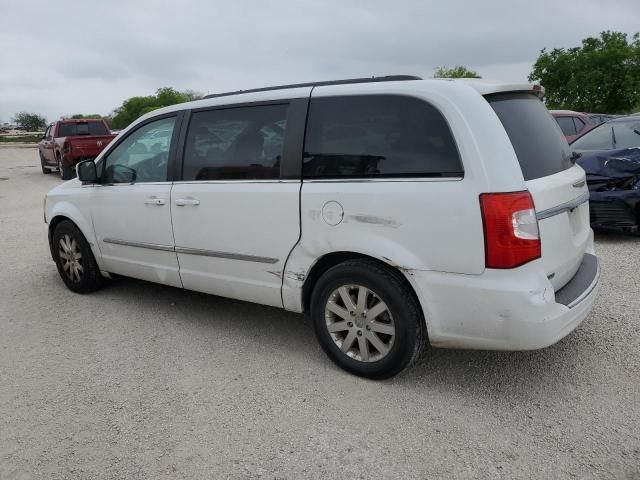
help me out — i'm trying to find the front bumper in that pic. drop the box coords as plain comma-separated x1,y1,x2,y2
410,251,600,351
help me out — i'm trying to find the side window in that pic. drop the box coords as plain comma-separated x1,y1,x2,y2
573,117,586,132
556,117,576,136
102,116,175,184
44,125,52,140
182,104,289,181
303,95,462,178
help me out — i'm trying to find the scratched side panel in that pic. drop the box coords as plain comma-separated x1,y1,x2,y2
281,179,485,312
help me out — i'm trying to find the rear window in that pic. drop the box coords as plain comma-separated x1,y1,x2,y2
487,93,572,181
58,121,109,137
571,119,640,151
303,95,463,178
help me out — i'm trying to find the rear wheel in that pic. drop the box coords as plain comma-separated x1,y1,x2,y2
52,221,104,293
310,259,426,379
57,156,74,180
40,153,51,174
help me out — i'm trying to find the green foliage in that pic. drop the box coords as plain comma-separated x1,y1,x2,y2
12,112,47,131
433,65,479,78
0,135,42,143
69,114,114,128
70,114,103,119
109,87,203,129
529,31,640,113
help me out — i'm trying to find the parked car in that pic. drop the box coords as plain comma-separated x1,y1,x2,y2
550,110,595,142
571,115,640,232
39,119,117,179
44,76,599,379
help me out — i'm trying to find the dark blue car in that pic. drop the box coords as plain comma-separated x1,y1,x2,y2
571,116,640,232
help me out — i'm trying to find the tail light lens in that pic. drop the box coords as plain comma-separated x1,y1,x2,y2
480,191,541,269
62,141,71,154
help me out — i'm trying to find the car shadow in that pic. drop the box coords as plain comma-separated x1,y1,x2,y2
594,230,640,243
88,275,598,400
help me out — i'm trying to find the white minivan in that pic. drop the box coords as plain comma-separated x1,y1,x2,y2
45,75,600,379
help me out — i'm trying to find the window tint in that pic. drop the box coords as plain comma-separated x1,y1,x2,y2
488,94,572,180
555,117,577,136
303,95,462,178
102,116,175,183
182,104,288,181
58,121,109,137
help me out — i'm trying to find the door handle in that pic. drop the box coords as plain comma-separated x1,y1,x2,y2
144,197,166,206
175,198,200,206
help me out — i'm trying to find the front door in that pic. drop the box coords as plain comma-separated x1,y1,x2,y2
90,115,182,287
40,125,55,164
171,101,306,307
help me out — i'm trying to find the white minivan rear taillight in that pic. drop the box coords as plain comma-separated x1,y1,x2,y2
480,191,541,269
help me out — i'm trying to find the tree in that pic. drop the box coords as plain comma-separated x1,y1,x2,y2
433,65,479,78
70,114,114,128
70,114,103,119
12,112,47,131
529,31,640,113
109,87,203,129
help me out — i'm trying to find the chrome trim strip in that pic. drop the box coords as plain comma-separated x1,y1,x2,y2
95,182,172,187
172,180,300,185
536,191,590,221
567,261,600,309
174,246,279,264
102,238,174,252
304,177,463,183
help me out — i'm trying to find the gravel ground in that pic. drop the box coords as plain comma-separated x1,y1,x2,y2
1,147,639,479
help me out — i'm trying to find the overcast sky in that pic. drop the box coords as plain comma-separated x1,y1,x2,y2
1,0,639,123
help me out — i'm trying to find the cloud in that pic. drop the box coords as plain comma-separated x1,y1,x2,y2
1,0,639,122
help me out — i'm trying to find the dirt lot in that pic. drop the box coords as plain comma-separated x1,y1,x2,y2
1,147,639,479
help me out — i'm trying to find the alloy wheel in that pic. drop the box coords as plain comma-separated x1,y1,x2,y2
324,284,395,362
58,234,84,283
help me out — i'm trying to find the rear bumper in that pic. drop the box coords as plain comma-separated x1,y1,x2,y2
409,240,600,351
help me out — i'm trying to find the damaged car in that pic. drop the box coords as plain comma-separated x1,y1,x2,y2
572,116,640,232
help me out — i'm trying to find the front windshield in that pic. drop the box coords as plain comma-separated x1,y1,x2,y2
572,119,640,151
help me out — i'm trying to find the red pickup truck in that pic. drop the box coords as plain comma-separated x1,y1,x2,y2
39,119,117,179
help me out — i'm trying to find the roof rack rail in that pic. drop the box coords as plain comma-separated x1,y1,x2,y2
203,75,422,99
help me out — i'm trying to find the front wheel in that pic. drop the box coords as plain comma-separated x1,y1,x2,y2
52,220,104,293
310,259,426,379
40,153,51,174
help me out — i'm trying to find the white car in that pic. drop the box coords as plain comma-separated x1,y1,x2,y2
44,75,599,379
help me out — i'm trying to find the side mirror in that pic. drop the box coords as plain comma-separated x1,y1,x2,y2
77,160,98,183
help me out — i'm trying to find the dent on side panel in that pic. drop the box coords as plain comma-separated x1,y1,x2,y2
283,182,487,313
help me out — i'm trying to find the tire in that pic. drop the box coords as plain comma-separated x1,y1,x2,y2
310,259,426,379
40,153,51,174
57,155,74,180
51,220,104,294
